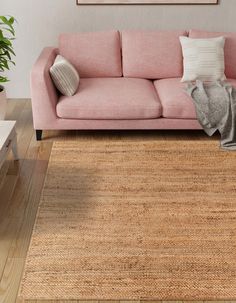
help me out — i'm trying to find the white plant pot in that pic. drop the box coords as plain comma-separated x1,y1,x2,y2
0,86,7,120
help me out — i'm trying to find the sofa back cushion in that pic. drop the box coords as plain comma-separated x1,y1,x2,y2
121,30,188,79
59,31,122,78
189,29,236,79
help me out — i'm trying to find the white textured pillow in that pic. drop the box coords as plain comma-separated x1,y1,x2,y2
50,55,79,96
179,36,226,82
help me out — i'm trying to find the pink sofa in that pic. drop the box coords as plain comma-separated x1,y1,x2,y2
31,29,236,140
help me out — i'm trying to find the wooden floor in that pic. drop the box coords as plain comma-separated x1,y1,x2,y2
0,99,233,303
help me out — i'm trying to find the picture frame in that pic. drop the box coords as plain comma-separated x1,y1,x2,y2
76,0,218,5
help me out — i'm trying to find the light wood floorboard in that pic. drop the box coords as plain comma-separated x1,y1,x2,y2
0,99,234,303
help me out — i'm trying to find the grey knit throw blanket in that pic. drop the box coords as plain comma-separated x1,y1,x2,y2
186,80,236,150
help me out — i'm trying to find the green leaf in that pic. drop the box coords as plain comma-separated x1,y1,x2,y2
4,51,12,60
9,17,15,25
0,44,15,56
2,27,15,36
0,76,9,83
0,15,16,82
0,16,14,32
0,38,12,45
0,16,9,24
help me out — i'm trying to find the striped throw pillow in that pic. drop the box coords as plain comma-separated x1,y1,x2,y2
50,55,80,96
179,36,226,82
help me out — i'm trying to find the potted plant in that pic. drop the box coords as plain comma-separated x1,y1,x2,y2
0,16,16,119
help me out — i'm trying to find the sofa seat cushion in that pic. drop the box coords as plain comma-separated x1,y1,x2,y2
154,78,197,119
57,78,162,120
154,78,236,119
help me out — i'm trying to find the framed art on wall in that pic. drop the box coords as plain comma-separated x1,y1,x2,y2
77,0,218,4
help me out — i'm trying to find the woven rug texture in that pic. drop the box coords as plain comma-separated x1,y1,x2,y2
19,139,236,301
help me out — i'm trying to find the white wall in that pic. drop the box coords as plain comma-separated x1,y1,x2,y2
1,0,236,98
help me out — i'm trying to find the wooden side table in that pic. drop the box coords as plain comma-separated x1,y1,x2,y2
0,121,18,168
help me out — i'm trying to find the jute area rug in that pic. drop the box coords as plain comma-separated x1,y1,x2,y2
19,138,236,301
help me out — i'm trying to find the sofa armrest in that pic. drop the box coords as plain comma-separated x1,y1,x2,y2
31,47,59,130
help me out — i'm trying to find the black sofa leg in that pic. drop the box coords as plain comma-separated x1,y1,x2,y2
36,130,43,141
